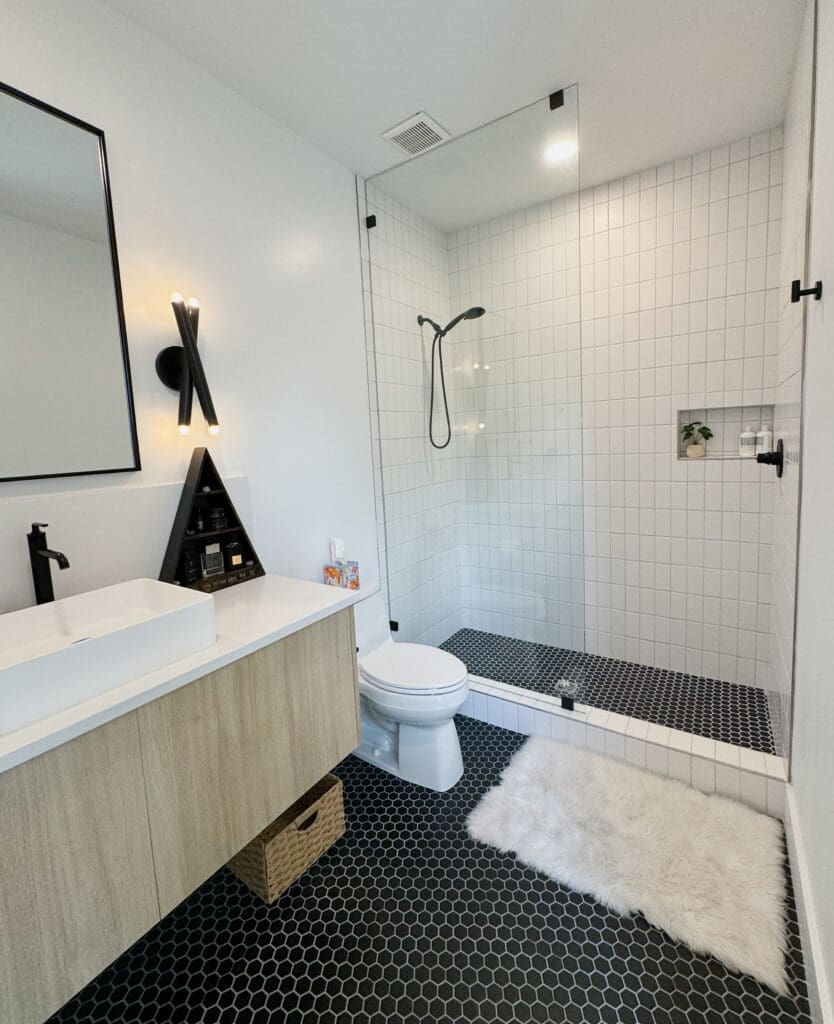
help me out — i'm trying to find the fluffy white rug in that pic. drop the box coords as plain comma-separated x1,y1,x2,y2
467,736,787,994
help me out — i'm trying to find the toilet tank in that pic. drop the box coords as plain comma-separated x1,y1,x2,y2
352,590,394,657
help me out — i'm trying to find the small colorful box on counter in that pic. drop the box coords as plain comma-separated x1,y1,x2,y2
323,561,360,590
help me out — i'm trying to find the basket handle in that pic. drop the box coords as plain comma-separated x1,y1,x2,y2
296,810,319,832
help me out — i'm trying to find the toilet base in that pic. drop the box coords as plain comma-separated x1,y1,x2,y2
354,709,464,792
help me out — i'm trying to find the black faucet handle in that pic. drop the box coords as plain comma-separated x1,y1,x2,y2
30,522,49,532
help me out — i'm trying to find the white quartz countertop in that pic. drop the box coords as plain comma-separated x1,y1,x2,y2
0,574,376,775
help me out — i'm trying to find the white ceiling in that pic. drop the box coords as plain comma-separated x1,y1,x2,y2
103,0,803,189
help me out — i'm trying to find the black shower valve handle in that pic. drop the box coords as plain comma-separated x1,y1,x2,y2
791,279,822,302
756,438,784,478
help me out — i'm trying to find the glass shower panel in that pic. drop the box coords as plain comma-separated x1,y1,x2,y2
363,87,585,702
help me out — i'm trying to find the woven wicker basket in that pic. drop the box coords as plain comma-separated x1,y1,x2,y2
227,774,345,904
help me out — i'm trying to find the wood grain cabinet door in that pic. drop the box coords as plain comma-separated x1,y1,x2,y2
0,713,160,1024
137,607,360,915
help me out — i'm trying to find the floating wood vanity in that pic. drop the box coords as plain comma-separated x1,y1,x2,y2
0,578,364,1024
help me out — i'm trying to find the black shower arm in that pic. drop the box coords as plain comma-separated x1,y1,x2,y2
417,314,443,334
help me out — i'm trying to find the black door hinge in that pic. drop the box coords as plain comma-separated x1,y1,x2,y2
549,90,565,111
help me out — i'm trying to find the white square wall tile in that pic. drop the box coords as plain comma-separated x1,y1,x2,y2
533,707,553,736
486,697,504,727
587,724,607,753
516,705,535,735
740,770,768,813
550,713,569,741
691,757,716,794
605,730,627,761
715,764,741,800
469,692,489,721
766,778,786,819
645,743,669,776
501,701,519,732
668,750,692,784
625,737,647,767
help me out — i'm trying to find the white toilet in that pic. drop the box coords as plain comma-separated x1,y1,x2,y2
353,594,468,791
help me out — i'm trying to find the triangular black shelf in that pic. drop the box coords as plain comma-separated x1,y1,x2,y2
160,447,265,593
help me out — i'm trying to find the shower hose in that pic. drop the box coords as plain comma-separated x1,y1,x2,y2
429,329,452,449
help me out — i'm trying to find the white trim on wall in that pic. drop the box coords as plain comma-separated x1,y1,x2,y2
784,785,833,1024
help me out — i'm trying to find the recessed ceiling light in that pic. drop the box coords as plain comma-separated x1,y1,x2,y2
544,140,577,164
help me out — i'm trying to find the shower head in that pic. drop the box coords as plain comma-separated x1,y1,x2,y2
416,304,486,450
417,306,486,337
442,306,486,335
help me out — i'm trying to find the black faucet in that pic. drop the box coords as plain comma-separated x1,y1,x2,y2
27,523,70,605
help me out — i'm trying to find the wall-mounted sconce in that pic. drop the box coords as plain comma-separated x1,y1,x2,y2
155,293,220,435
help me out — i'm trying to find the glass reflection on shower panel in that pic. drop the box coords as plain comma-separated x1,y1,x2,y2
361,86,586,703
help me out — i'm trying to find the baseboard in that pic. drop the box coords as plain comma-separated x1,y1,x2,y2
785,785,833,1024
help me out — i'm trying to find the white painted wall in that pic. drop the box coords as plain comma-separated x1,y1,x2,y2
0,0,378,611
792,0,834,1015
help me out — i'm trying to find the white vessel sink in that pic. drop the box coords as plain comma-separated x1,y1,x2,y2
0,579,215,736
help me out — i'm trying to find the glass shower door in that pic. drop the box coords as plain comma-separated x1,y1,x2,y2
361,86,586,705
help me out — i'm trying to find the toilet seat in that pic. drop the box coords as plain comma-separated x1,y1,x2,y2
359,643,467,695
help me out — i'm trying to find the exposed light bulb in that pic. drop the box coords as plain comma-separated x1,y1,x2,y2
186,296,200,309
177,423,191,436
483,364,491,370
207,423,221,436
170,291,184,304
544,140,578,164
478,422,486,430
473,363,480,369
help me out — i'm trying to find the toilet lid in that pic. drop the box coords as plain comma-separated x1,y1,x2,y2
359,643,467,694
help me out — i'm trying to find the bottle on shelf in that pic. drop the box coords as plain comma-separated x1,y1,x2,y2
739,425,758,458
756,424,773,455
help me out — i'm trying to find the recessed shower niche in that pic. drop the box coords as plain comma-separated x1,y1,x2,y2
677,405,776,460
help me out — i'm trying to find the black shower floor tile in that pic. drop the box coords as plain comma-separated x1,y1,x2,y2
50,718,807,1024
441,628,776,754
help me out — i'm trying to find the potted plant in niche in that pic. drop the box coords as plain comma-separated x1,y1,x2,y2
681,421,714,459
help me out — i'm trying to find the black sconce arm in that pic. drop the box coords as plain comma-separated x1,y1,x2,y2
156,294,220,436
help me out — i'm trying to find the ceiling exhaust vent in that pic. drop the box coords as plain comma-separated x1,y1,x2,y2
382,112,450,157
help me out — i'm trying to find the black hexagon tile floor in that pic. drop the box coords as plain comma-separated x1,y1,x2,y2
442,628,776,753
49,718,808,1024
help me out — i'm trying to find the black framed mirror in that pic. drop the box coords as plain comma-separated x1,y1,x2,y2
0,81,140,482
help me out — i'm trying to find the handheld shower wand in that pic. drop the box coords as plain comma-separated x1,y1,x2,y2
417,306,486,449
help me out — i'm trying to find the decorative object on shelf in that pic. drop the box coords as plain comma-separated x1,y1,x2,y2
681,421,713,459
155,294,220,436
790,278,822,302
757,438,784,478
159,447,264,593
